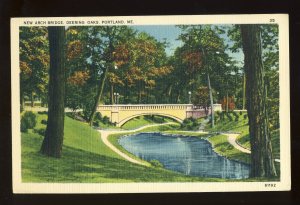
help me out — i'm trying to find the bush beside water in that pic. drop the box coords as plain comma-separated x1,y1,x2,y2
180,117,200,130
149,159,164,168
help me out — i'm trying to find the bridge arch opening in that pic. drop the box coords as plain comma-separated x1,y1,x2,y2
119,113,183,127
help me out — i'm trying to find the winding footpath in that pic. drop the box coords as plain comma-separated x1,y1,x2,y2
98,122,177,166
223,133,280,163
226,133,251,154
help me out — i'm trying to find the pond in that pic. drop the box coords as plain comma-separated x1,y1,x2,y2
118,133,250,179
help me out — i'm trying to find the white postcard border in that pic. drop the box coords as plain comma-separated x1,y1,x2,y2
11,14,290,193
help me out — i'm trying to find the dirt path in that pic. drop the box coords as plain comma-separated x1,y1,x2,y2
98,122,177,166
226,133,251,154
223,133,280,163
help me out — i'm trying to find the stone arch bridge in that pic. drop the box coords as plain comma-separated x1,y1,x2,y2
97,104,222,127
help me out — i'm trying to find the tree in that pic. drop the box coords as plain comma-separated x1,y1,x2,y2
241,24,277,177
88,26,136,125
227,24,279,112
19,27,49,109
172,25,232,105
192,86,209,113
110,31,171,104
40,27,66,158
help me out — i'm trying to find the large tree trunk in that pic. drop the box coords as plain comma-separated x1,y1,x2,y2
40,26,65,158
241,25,277,178
242,74,246,110
89,66,109,125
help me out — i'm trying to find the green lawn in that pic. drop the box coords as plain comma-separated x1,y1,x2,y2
205,113,249,134
22,113,225,182
207,134,250,164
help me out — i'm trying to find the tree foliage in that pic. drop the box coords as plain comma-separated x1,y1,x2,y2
19,27,49,107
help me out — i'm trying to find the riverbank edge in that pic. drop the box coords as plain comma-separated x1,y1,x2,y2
204,135,251,165
107,128,250,168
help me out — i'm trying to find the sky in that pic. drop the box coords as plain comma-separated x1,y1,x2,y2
131,25,183,56
131,25,244,67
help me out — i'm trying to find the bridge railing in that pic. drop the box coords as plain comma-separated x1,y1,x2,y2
97,104,194,111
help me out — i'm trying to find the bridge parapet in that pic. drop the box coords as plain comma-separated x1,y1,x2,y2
96,104,218,127
98,104,193,111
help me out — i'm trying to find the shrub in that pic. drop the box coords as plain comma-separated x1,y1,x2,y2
239,111,243,115
21,121,28,132
232,111,239,118
34,128,46,136
102,116,110,124
150,159,164,168
95,112,102,121
225,112,233,121
41,119,47,125
232,112,239,122
21,111,37,132
82,109,91,121
243,114,248,120
215,111,221,122
93,120,100,127
220,112,225,121
181,117,199,130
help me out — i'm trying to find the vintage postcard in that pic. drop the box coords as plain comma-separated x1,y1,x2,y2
11,14,290,193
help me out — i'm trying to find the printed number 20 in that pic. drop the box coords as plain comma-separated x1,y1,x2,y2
270,19,275,22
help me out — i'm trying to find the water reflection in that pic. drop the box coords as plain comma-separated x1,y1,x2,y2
118,133,250,179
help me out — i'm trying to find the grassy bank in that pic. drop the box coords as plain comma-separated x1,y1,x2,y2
22,113,224,182
121,115,177,130
207,134,250,164
205,112,249,136
204,115,250,164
